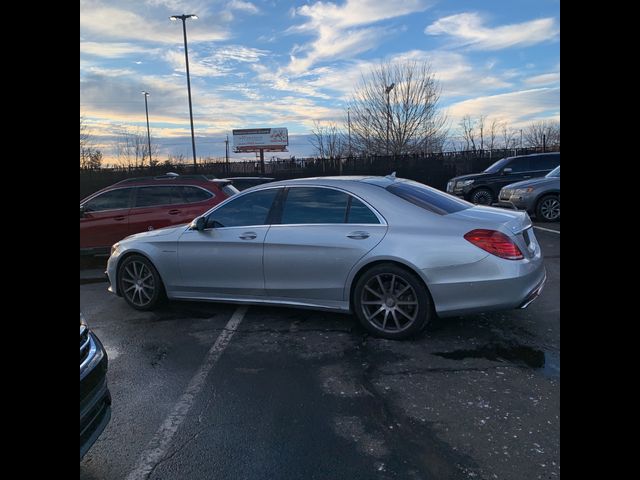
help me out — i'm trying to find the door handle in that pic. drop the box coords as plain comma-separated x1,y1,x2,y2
114,216,126,221
239,232,257,240
347,231,370,240
522,176,532,179
168,209,181,215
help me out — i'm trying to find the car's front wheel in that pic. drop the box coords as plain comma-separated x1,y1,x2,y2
353,264,432,340
118,255,164,310
470,188,494,205
536,194,560,221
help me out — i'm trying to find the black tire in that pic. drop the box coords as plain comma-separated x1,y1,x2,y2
535,194,560,221
470,188,494,205
118,254,165,311
353,263,432,340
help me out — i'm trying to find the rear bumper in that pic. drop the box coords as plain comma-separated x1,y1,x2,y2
426,255,546,318
519,270,547,309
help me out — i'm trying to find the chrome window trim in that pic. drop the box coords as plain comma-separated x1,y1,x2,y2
198,184,387,230
80,186,135,214
278,184,387,226
197,186,285,230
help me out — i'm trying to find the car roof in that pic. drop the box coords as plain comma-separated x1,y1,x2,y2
224,177,275,180
505,152,560,160
255,175,398,189
81,174,229,202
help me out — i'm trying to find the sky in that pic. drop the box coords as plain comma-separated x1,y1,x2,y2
80,0,560,164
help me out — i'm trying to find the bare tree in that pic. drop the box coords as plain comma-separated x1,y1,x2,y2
459,115,477,152
347,60,447,156
524,120,560,149
115,127,157,167
309,121,346,158
80,116,90,153
501,122,518,149
80,116,105,169
487,118,501,151
477,115,486,152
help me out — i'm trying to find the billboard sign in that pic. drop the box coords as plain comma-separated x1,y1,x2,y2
233,128,288,152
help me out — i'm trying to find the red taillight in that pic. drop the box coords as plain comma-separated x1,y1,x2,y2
464,229,523,260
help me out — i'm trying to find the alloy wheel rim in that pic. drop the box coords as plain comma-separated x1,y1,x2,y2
540,198,560,220
361,273,419,333
122,261,155,307
474,191,492,205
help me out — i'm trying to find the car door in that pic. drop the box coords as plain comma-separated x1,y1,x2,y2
127,186,183,235
263,186,387,304
496,156,532,190
529,153,560,177
175,187,281,297
80,187,134,249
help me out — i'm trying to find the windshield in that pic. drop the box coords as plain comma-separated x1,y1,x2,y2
483,158,510,173
546,166,560,178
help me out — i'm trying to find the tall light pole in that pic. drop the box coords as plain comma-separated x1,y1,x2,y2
385,83,395,156
170,14,198,171
141,91,152,166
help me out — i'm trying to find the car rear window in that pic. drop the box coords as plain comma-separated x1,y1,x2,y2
180,186,214,203
386,181,472,215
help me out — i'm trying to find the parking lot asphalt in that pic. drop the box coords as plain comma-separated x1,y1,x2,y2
80,222,559,480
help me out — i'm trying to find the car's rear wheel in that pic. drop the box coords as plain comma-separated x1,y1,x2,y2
353,264,432,340
536,195,560,221
470,188,494,205
118,255,164,310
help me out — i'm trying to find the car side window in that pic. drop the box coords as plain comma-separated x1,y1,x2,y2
84,188,132,212
348,197,380,224
280,187,349,224
207,188,279,228
533,154,560,170
180,186,214,203
135,186,184,207
507,157,530,173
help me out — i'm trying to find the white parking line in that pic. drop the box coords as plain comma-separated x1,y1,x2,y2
125,306,249,480
534,226,560,234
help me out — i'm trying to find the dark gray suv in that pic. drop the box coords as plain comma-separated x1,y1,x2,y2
446,152,560,205
497,166,560,221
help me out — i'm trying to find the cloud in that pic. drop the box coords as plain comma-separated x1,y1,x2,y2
425,12,558,50
295,0,432,29
285,50,512,101
445,87,560,128
524,72,560,86
80,42,159,58
227,0,260,14
211,45,269,63
164,45,269,77
285,0,433,74
81,6,229,43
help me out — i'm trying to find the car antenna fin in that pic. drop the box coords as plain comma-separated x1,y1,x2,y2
385,171,397,180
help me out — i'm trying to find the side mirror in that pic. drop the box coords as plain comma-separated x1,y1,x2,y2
192,216,206,231
80,205,85,218
502,167,513,175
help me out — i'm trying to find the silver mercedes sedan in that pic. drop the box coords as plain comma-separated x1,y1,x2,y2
106,175,546,339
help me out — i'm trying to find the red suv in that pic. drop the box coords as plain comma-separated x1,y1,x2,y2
80,174,238,253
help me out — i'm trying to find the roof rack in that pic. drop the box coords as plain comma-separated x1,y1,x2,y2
114,173,211,184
